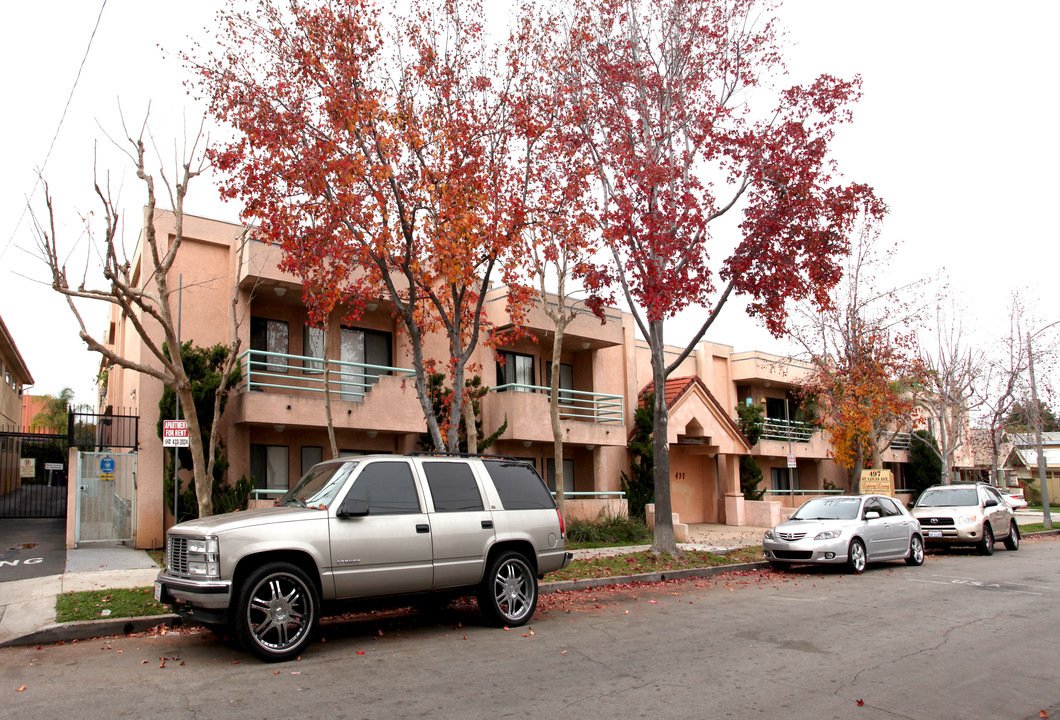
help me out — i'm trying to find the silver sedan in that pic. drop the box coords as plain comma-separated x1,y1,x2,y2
763,495,925,573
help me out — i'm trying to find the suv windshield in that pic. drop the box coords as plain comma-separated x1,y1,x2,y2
791,497,862,520
279,461,357,510
916,487,978,508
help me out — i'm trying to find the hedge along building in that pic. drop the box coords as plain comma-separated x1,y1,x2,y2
99,210,915,548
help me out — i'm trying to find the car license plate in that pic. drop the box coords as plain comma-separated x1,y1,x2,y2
154,581,162,602
927,531,942,538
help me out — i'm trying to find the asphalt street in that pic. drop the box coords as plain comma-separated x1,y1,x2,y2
2,536,1057,720
0,519,66,583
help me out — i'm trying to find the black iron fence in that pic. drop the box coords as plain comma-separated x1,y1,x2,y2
0,405,138,519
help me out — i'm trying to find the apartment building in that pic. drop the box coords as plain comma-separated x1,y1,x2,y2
100,210,912,547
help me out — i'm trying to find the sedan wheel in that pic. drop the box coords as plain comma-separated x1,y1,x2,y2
905,535,925,566
477,551,538,627
235,562,319,662
979,525,994,556
1004,522,1020,551
847,539,867,574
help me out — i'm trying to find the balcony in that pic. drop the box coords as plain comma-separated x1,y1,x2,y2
484,290,625,350
482,384,626,447
761,418,815,443
230,349,424,433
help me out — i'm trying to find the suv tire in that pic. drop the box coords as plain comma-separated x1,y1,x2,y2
477,551,538,627
1004,522,1020,551
235,562,320,662
979,525,994,556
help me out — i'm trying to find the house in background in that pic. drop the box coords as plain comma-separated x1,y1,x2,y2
99,210,917,548
0,313,33,428
0,312,34,497
1004,432,1060,503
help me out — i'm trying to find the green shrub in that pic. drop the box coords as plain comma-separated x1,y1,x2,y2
565,510,653,548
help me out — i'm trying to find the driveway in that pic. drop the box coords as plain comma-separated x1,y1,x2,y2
0,518,67,582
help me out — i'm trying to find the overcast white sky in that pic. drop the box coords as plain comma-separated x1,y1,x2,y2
1,0,1057,410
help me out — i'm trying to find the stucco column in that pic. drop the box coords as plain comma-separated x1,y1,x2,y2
720,454,746,526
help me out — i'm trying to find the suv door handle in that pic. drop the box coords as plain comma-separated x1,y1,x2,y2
416,524,430,533
481,520,493,529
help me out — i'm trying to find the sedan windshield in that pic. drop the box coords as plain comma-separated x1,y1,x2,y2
916,487,978,508
278,462,357,510
791,497,862,520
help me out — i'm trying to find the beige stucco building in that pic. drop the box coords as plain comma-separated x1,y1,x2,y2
100,210,914,548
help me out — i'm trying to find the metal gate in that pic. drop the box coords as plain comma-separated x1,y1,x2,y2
0,428,69,518
75,451,137,545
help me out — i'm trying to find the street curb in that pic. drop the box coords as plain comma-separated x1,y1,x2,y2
2,562,772,648
0,614,182,649
1023,530,1060,538
540,561,772,593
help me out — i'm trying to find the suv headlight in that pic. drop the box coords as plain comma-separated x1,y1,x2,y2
814,530,841,541
186,535,220,578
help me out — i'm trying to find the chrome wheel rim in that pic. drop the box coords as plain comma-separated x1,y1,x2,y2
911,536,924,564
850,542,866,572
246,573,313,653
984,528,993,552
492,558,533,623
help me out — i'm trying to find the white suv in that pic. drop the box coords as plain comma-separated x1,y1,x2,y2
155,454,571,661
911,483,1020,555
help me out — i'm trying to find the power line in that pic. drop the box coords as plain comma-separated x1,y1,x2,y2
1,0,109,262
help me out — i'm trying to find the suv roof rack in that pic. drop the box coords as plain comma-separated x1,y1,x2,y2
406,451,526,462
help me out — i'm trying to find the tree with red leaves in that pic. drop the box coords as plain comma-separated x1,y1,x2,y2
561,0,884,555
191,0,538,451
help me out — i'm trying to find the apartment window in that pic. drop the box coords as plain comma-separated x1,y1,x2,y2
766,397,787,420
250,444,290,490
545,362,575,405
303,326,324,375
339,327,392,396
251,317,289,375
546,458,576,494
771,467,799,492
497,351,535,391
300,446,323,477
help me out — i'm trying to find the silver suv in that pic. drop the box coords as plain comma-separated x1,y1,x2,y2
155,454,571,661
911,483,1020,555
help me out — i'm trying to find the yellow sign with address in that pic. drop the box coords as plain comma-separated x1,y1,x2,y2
859,469,894,496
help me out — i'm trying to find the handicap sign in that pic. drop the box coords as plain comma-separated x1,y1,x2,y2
100,455,115,481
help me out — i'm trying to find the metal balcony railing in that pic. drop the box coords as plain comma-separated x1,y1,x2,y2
760,418,815,443
890,432,912,451
239,349,415,401
490,383,624,424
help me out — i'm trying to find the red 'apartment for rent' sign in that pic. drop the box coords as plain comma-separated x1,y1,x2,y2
162,420,190,447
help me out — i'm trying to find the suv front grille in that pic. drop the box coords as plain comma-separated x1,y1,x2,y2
168,536,189,576
918,517,955,527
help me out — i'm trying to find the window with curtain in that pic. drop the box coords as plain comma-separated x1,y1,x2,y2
497,351,535,391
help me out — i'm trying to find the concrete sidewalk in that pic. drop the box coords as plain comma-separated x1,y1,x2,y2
0,544,162,648
0,524,768,649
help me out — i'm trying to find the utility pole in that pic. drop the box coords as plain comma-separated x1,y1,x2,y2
1027,321,1057,530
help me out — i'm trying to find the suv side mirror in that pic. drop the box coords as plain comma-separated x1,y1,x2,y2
337,497,369,518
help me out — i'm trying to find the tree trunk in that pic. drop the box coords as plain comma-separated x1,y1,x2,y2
648,319,678,556
177,381,214,518
549,319,567,518
323,324,338,458
462,387,478,454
